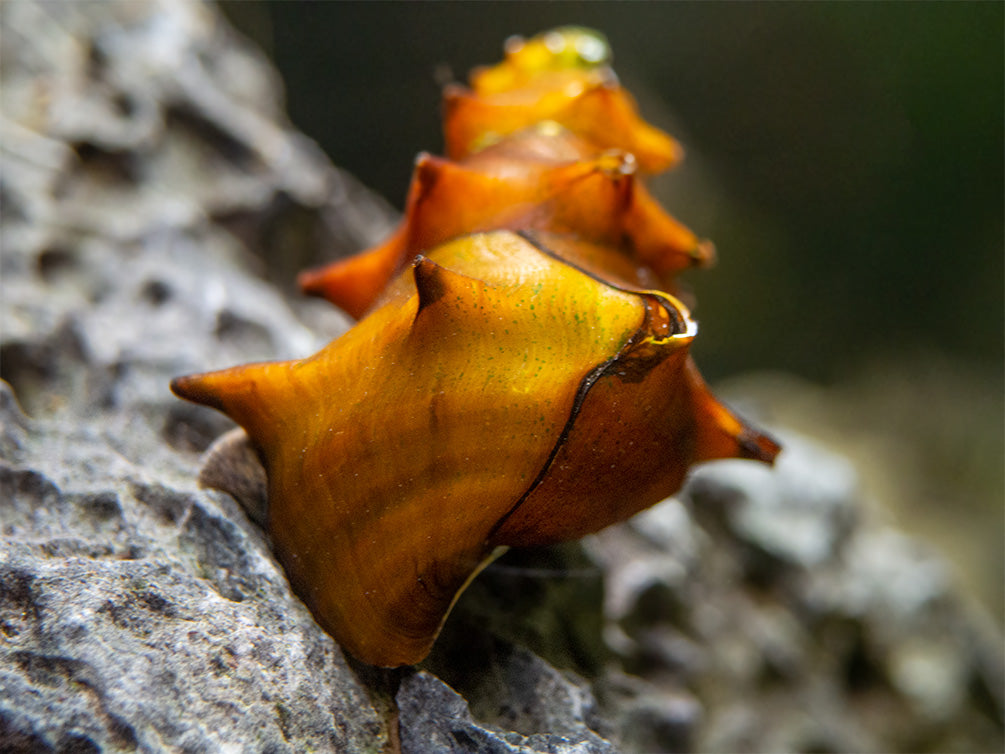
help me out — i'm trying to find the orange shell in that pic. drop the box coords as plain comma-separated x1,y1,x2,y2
299,128,712,319
173,231,778,666
300,28,701,320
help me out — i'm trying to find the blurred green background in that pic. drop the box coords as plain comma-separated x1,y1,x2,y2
222,3,1003,618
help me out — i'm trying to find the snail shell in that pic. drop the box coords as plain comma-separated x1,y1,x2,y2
172,231,778,666
172,26,781,667
298,27,709,320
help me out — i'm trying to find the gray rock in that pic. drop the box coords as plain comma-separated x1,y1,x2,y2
585,433,1004,752
398,661,615,754
0,384,389,752
1,0,394,750
687,430,859,569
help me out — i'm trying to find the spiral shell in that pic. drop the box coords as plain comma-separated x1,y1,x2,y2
171,27,779,667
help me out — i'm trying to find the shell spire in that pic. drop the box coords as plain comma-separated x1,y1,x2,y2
447,26,683,172
300,25,706,319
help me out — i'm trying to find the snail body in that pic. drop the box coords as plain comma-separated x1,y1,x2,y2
172,27,780,667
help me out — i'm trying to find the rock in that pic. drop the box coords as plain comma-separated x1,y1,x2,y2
584,432,1004,752
0,383,389,753
0,0,393,750
687,431,859,569
1,1,1001,753
397,654,616,754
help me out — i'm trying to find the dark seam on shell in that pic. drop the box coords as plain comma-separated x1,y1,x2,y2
484,300,655,543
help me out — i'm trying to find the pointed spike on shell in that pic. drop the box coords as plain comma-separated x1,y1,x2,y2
298,153,455,320
736,426,783,465
686,359,780,466
170,361,295,448
693,238,717,268
413,151,444,192
624,183,708,274
297,227,409,319
170,372,228,414
412,254,471,313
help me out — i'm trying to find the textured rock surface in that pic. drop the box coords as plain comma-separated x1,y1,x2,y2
1,1,1001,753
0,1,395,751
398,659,615,754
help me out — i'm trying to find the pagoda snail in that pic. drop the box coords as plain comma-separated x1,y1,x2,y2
172,28,780,667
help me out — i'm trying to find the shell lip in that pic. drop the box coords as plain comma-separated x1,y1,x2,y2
485,271,695,544
641,291,697,342
485,351,621,544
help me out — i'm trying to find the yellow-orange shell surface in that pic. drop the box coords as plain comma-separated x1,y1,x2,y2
443,78,681,175
486,234,778,547
173,27,783,669
174,231,777,666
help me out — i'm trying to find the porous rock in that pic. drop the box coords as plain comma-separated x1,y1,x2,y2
0,0,393,751
1,1,1001,753
397,653,615,754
